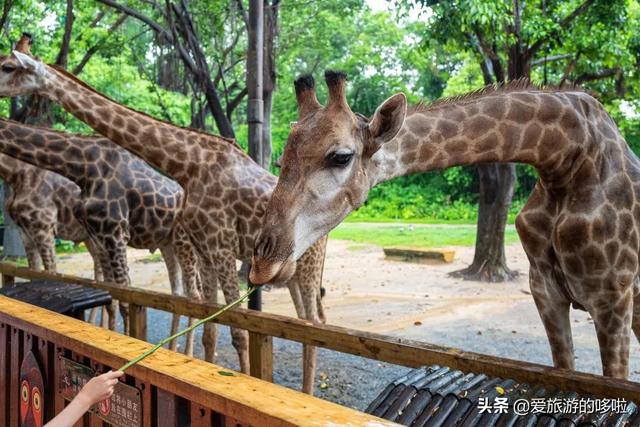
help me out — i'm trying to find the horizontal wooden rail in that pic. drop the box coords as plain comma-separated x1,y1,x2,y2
2,263,640,402
0,296,397,427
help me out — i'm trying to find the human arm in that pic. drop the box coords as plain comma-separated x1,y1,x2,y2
44,370,123,427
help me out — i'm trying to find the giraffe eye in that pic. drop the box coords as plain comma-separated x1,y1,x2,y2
1,65,16,73
325,151,353,168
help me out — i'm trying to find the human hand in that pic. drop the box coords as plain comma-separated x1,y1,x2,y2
77,371,124,408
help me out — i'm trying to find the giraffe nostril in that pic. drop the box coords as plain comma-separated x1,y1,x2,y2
257,234,274,258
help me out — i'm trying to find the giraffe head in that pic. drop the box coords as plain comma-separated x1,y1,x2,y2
250,71,406,284
0,33,49,97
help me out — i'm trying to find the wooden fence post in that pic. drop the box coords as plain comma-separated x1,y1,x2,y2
1,272,14,288
129,304,147,342
249,331,273,382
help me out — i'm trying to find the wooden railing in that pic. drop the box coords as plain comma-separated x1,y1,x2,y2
0,295,398,426
1,262,640,404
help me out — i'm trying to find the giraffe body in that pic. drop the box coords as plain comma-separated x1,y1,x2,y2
0,48,326,392
0,152,101,276
250,71,640,379
0,118,201,350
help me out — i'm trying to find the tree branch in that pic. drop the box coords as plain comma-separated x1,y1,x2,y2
96,0,173,43
72,13,127,75
527,0,596,59
574,67,621,84
55,0,74,67
531,53,573,66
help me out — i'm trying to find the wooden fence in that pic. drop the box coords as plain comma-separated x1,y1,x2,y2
1,262,639,408
0,295,398,426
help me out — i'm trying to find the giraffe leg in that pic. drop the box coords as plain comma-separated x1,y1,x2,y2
32,228,57,272
94,244,117,329
84,239,104,324
286,237,327,394
529,268,575,370
214,251,249,373
172,227,201,357
200,263,219,362
19,231,43,271
590,288,633,378
103,230,131,333
160,245,184,352
631,288,640,344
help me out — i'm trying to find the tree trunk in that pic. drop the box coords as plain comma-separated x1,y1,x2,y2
452,25,519,282
0,184,25,258
260,0,279,169
450,163,518,282
261,90,273,168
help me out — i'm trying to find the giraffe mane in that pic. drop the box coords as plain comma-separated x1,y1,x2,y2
48,65,241,150
409,78,586,114
0,117,108,140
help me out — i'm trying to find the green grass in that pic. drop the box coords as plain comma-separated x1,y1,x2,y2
329,223,520,248
138,252,164,264
56,240,88,254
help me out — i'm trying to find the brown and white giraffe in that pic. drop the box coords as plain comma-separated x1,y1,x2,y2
251,71,640,380
0,152,102,277
0,46,327,392
0,117,202,354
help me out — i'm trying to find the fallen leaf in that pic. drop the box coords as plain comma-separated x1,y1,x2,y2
319,372,328,381
320,382,328,389
414,321,423,326
218,371,234,377
495,386,505,395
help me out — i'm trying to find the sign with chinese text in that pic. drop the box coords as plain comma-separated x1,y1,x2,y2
57,356,141,427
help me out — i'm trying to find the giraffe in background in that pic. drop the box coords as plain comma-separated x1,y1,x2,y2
0,42,327,393
0,151,102,278
0,118,202,355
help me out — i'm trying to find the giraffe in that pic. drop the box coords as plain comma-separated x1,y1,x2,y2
0,45,327,393
0,151,102,278
250,70,640,380
0,118,202,354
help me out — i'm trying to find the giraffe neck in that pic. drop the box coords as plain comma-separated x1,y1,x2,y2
0,119,97,189
38,65,218,183
0,152,24,183
371,90,593,188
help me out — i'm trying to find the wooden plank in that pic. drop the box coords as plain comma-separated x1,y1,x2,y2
383,247,455,264
0,323,9,426
2,272,15,287
191,403,212,427
3,264,640,402
129,304,147,341
53,346,66,416
134,379,151,427
9,327,23,427
249,332,273,383
0,296,399,427
156,389,178,427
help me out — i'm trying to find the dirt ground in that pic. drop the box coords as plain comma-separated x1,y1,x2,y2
52,228,640,408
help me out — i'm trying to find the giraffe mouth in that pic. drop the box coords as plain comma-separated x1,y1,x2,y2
249,255,296,285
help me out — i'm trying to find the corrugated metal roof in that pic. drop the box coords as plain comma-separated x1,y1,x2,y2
365,365,639,426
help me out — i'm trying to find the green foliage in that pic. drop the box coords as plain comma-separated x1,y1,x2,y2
329,223,521,248
1,0,639,226
55,240,87,254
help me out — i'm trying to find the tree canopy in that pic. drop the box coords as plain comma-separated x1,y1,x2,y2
0,0,638,222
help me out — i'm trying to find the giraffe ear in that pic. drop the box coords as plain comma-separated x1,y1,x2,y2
12,51,45,75
368,93,407,144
